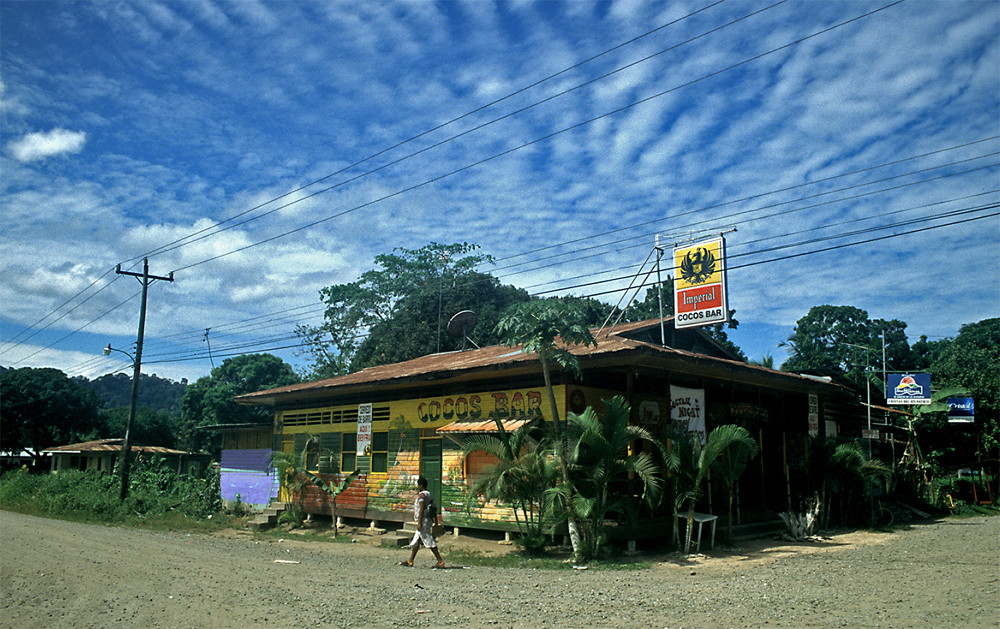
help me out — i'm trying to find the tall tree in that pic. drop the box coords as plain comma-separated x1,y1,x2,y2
81,372,187,413
927,318,1000,459
0,367,103,466
623,280,746,360
179,354,299,454
781,305,910,387
931,319,999,413
495,297,597,561
101,406,179,449
295,242,507,377
351,272,528,369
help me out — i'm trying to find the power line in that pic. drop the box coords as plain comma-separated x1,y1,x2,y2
549,206,999,298
1,0,949,368
516,191,999,293
167,0,905,275
491,155,999,278
8,291,142,367
494,162,1000,282
134,201,997,367
127,0,737,265
0,270,122,356
488,136,1000,265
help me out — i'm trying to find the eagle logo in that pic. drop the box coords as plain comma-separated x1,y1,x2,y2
679,247,716,285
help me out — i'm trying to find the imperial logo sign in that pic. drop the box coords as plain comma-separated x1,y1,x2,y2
673,237,728,329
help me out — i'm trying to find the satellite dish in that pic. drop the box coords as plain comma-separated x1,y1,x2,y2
447,310,479,350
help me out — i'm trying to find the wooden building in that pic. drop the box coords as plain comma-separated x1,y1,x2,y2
43,439,208,475
233,317,867,534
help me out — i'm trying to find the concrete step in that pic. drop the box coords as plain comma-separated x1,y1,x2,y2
251,501,288,528
395,521,418,546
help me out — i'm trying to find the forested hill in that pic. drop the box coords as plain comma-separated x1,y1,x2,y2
75,373,187,413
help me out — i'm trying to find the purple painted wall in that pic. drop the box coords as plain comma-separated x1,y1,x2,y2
220,449,276,506
220,449,272,472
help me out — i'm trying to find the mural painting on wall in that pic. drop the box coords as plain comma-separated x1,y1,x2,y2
671,385,706,444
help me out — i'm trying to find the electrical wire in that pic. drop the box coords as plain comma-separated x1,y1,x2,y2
12,0,983,373
125,0,736,266
166,1,905,275
517,191,1000,293
490,155,1000,278
135,201,998,366
551,207,1000,298
0,0,915,357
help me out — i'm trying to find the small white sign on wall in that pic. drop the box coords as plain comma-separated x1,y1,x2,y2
357,403,372,456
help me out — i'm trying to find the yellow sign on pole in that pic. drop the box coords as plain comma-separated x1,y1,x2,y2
673,236,728,329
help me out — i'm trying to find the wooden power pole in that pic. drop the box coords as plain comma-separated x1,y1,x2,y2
116,258,173,501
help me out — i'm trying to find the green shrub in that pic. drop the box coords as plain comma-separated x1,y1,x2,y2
0,456,221,524
513,531,548,556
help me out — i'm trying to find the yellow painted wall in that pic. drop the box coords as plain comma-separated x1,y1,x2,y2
278,384,566,436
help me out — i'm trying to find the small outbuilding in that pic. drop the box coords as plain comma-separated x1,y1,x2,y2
43,439,209,475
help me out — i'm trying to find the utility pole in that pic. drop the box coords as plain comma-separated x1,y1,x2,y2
654,235,666,346
115,257,173,501
204,328,215,368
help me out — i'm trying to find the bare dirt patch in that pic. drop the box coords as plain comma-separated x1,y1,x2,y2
2,510,997,628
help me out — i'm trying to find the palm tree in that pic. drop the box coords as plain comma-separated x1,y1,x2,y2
495,298,596,560
305,468,361,538
558,396,665,560
669,424,758,554
271,444,311,527
272,435,360,534
828,440,892,526
711,427,760,545
462,419,559,553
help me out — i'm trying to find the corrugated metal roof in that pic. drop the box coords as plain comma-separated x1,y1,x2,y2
42,439,195,456
436,417,536,434
234,317,849,405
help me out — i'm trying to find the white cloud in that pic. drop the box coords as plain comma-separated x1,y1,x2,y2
8,129,87,162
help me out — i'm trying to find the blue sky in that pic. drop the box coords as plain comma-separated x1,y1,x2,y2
2,0,997,384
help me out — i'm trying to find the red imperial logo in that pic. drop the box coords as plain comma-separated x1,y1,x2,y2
676,285,722,313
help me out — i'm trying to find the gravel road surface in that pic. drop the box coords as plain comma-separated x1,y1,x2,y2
2,510,997,628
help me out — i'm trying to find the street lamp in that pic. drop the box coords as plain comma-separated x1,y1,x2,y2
104,343,139,501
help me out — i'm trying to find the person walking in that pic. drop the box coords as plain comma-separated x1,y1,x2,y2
402,476,444,567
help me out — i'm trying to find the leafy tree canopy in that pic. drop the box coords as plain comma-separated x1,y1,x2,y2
101,406,179,449
931,318,999,412
78,372,187,414
923,318,1000,460
351,272,529,370
296,242,516,377
781,305,911,386
178,353,299,453
0,367,103,462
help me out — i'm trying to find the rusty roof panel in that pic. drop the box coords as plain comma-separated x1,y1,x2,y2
234,318,849,404
42,439,196,456
436,417,535,434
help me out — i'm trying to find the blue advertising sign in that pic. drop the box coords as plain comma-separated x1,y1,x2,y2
886,373,932,405
947,397,975,423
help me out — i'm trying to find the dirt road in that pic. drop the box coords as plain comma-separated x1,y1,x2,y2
2,510,997,628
